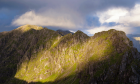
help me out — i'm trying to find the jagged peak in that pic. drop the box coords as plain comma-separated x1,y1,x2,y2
75,30,83,33
93,29,125,38
74,30,86,35
92,29,133,53
73,30,89,38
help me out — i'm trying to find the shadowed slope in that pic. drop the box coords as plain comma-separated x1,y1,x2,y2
56,30,73,36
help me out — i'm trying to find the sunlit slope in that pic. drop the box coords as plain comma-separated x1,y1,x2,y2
15,24,43,32
0,25,61,83
14,30,90,83
1,26,140,84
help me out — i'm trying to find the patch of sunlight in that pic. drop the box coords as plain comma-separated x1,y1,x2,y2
16,24,43,32
14,29,125,83
15,50,47,82
49,36,62,50
57,63,77,80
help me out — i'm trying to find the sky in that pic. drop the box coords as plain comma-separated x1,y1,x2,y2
0,0,140,36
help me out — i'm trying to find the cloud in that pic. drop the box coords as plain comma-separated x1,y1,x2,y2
97,4,140,26
97,8,128,24
1,0,140,33
85,4,140,35
87,25,131,35
12,9,84,29
1,0,138,11
119,4,140,27
12,3,140,34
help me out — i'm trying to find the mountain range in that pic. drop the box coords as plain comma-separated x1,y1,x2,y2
0,25,140,84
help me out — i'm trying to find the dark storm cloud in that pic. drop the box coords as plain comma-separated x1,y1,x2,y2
79,0,139,14
0,0,139,14
0,0,46,10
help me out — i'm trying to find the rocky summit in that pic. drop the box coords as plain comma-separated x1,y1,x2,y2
0,25,140,84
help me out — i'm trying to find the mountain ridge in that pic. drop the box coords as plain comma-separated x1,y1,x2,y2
56,29,73,36
0,25,140,84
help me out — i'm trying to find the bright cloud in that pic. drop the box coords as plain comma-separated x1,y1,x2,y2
12,2,140,35
87,25,131,35
12,9,84,29
119,4,140,27
97,8,128,23
97,4,140,26
87,4,140,35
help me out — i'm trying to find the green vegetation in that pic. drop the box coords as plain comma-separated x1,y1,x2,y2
18,25,43,32
0,25,137,84
15,28,128,83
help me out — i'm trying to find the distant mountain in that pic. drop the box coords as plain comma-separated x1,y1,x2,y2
127,34,140,52
127,34,140,37
56,29,73,36
0,25,140,84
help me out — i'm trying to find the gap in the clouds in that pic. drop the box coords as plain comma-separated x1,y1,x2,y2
86,15,101,27
131,27,140,34
102,22,119,27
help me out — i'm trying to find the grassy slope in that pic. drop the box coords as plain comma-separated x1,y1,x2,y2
12,29,132,83
14,30,90,83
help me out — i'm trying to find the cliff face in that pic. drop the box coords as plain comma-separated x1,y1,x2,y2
0,25,140,84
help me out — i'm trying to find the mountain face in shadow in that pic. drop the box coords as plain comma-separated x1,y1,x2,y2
127,34,140,52
1,25,140,84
